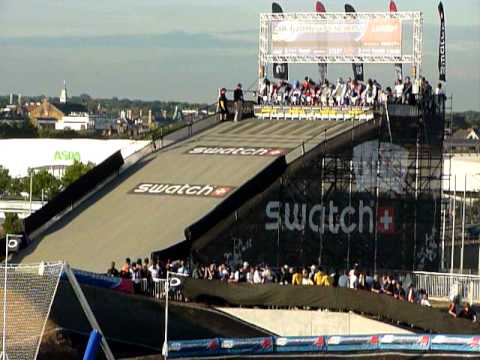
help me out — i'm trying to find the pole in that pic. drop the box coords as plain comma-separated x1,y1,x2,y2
460,175,467,274
450,176,456,273
29,173,33,215
162,272,169,359
63,264,115,360
347,160,353,270
1,235,9,360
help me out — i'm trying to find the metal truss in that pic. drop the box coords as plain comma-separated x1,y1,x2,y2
258,11,423,82
265,55,414,64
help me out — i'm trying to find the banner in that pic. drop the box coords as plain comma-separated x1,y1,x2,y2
326,335,379,352
272,3,289,80
316,2,328,83
438,2,446,81
275,336,326,353
390,1,403,80
345,4,365,81
220,337,274,355
273,63,288,80
271,18,401,59
168,338,221,358
379,334,430,351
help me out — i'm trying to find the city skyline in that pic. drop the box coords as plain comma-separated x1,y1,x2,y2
0,0,479,110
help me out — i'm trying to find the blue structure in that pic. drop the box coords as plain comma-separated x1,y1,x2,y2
167,334,480,358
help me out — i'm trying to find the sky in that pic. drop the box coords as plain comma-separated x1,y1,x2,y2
0,0,479,110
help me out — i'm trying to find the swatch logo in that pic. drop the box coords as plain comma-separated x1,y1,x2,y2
130,183,235,198
187,146,289,157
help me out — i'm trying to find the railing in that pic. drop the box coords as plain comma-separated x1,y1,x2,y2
407,271,480,302
139,276,186,301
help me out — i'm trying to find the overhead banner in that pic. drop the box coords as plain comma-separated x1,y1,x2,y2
438,2,446,81
272,63,289,80
390,1,403,80
271,17,402,58
272,2,289,80
316,2,328,83
344,4,366,81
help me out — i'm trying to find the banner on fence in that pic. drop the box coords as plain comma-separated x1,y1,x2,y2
275,336,325,353
379,334,430,351
220,337,274,355
326,335,379,352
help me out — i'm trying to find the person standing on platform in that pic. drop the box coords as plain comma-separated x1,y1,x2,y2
233,83,244,122
218,88,229,121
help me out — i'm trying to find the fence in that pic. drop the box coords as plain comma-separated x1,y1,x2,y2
406,271,480,303
140,277,185,301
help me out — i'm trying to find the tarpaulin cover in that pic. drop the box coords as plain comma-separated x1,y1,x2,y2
183,279,480,334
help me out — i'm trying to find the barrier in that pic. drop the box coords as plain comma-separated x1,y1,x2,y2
219,337,274,356
254,105,375,121
275,336,325,353
405,271,480,302
168,338,221,358
168,334,480,358
23,151,124,234
326,335,379,352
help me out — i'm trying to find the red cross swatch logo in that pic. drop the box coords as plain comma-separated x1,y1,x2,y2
377,207,395,234
210,187,233,198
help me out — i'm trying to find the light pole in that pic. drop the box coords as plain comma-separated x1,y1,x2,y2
162,272,170,359
161,271,187,359
1,234,21,360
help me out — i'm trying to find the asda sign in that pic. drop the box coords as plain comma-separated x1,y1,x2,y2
54,151,81,161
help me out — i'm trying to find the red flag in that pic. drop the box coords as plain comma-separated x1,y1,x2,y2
389,1,398,12
315,1,326,13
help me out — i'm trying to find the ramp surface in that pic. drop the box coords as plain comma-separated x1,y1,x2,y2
18,119,365,272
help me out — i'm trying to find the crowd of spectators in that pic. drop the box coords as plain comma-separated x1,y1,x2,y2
106,258,476,315
257,76,444,108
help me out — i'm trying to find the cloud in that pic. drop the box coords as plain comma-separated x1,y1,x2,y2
0,31,256,49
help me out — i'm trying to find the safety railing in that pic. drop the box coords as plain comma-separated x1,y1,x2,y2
407,271,480,302
139,275,187,301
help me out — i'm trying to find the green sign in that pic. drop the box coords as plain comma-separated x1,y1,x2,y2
54,150,81,161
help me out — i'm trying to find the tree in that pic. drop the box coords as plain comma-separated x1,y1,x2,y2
30,169,62,200
62,161,95,188
0,166,11,196
2,213,22,234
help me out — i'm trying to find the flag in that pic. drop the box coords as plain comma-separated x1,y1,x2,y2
438,2,446,81
272,3,289,80
345,4,364,81
316,2,328,83
389,1,403,80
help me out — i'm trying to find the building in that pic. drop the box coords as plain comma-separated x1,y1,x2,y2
29,82,92,131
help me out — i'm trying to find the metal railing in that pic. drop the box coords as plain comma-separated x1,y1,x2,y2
397,271,480,302
139,276,186,301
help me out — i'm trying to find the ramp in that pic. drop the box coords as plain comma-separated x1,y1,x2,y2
18,119,373,272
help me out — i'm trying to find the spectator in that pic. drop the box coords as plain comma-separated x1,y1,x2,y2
448,296,461,317
218,88,229,121
301,268,313,285
407,284,416,303
419,290,432,307
120,258,131,278
458,302,477,322
394,79,404,102
292,267,302,285
371,275,382,293
148,259,160,280
233,83,244,122
338,270,349,288
107,261,119,277
394,281,406,301
279,265,290,285
130,262,141,293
